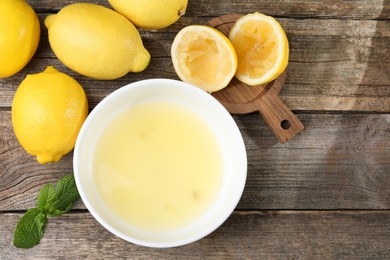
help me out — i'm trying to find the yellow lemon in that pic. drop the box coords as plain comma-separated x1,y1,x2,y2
0,0,40,78
45,3,150,80
171,25,237,93
12,66,88,164
108,0,188,29
229,12,289,86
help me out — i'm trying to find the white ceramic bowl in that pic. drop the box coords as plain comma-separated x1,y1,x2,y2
73,79,247,248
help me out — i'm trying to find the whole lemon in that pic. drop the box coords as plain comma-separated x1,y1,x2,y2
45,3,150,80
12,66,88,164
108,0,188,29
0,0,40,78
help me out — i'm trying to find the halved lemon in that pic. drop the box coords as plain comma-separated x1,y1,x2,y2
229,12,289,86
171,25,237,92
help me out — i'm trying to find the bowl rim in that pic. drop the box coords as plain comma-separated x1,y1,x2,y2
73,78,247,248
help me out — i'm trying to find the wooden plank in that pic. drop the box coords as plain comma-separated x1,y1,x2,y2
2,59,389,112
1,111,389,211
33,15,390,62
240,113,390,209
1,210,390,259
1,17,389,111
4,59,390,112
28,0,390,19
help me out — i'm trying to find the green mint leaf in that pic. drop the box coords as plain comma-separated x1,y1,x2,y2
36,174,80,216
13,208,47,249
47,174,80,217
13,173,80,249
37,184,56,214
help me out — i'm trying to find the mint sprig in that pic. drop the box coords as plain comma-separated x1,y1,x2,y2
37,174,80,216
13,174,80,249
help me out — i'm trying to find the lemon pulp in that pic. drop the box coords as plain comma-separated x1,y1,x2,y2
171,25,237,92
229,12,289,85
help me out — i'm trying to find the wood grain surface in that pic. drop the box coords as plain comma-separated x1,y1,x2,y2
1,0,389,258
1,211,390,259
27,0,390,19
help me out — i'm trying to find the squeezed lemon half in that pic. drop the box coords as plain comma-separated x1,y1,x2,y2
229,12,289,86
171,25,237,92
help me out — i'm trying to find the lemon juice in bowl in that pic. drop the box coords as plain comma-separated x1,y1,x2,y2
74,79,247,247
92,101,223,231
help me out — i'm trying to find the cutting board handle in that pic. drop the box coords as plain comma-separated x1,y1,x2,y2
255,94,304,143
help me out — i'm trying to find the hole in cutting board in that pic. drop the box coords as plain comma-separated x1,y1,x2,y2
281,120,291,130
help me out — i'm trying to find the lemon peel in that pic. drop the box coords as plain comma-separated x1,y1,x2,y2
108,0,188,29
0,0,40,78
12,66,88,164
45,3,150,80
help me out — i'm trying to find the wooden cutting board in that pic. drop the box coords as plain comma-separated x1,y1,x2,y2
208,14,304,143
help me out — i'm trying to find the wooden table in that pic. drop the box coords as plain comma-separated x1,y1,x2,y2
1,0,390,258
